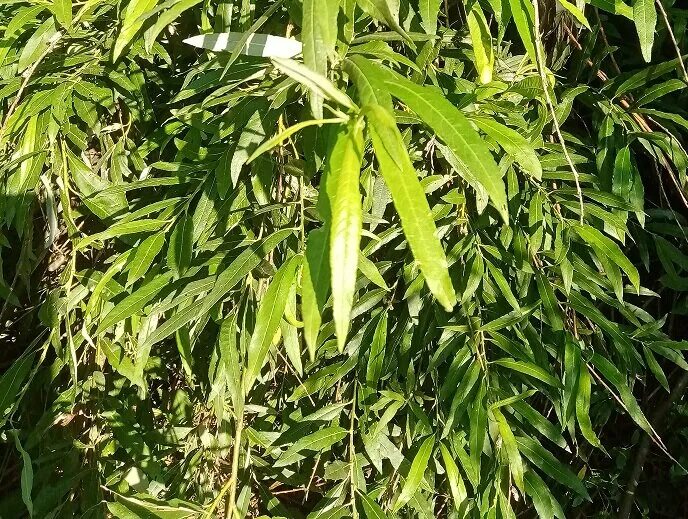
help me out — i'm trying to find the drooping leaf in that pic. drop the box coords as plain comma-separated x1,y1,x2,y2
244,255,301,392
328,121,365,351
366,105,457,311
633,0,657,62
393,435,434,511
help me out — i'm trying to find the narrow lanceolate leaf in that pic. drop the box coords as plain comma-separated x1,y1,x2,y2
302,228,330,360
244,255,301,392
535,270,564,331
274,426,347,467
145,0,203,52
359,492,390,518
418,0,441,34
75,219,167,251
219,314,243,413
271,58,357,112
507,0,537,63
127,232,165,286
302,0,340,117
493,407,525,492
576,363,603,449
359,0,411,42
11,431,33,517
367,105,457,311
96,273,173,334
366,311,388,386
516,436,591,501
141,229,293,350
466,4,494,84
494,359,562,388
394,435,434,511
558,0,591,29
329,122,365,351
589,353,653,436
439,443,468,509
358,59,508,222
473,118,542,179
633,0,657,62
0,354,36,429
167,215,193,277
51,0,72,27
247,118,344,164
572,224,640,292
113,0,159,61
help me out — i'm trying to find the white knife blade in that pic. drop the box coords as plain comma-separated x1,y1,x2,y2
183,32,302,58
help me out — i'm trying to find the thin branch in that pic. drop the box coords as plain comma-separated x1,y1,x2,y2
655,0,688,83
532,0,585,223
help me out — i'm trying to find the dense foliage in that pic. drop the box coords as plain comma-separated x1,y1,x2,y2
1,0,688,516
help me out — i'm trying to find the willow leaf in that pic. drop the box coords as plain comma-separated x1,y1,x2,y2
328,122,365,351
244,255,301,392
633,0,656,62
393,435,434,511
367,105,457,311
359,59,509,222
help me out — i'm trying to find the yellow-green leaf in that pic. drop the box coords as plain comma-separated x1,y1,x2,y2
244,255,301,392
366,105,457,311
329,122,365,351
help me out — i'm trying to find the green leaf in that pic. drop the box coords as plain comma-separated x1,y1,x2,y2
508,0,537,63
493,407,524,492
359,0,412,42
167,215,193,277
525,470,566,519
127,232,165,286
0,354,36,428
393,435,434,511
302,0,340,117
557,0,591,29
244,255,301,392
535,270,564,331
575,363,603,449
516,436,591,500
51,0,72,27
271,58,357,112
359,253,389,290
473,118,542,180
439,443,468,509
328,122,365,351
359,491,390,518
11,431,33,517
366,311,388,386
366,104,457,311
274,426,347,467
589,353,653,435
466,3,494,84
140,229,293,350
302,227,330,361
359,60,509,222
476,303,537,332
572,224,640,292
493,359,562,388
96,273,174,334
219,313,243,414
113,0,159,61
633,0,657,62
145,0,203,53
418,0,441,35
248,118,344,164
75,219,167,252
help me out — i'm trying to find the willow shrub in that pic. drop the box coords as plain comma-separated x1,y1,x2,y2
1,0,688,516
